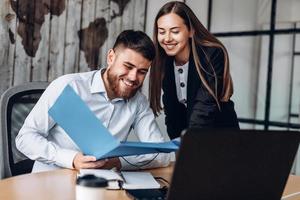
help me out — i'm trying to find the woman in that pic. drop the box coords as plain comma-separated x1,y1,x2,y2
149,1,239,139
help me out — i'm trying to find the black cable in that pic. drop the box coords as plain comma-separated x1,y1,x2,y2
154,176,170,186
121,153,160,169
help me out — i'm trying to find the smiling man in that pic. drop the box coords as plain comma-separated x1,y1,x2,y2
103,47,149,100
16,30,171,173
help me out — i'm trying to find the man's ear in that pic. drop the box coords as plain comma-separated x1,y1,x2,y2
107,49,115,67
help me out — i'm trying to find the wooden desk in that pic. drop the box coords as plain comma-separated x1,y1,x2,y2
0,164,299,200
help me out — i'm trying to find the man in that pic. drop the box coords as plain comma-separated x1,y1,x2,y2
16,30,171,172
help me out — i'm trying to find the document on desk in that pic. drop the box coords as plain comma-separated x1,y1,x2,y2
79,169,160,190
48,85,179,160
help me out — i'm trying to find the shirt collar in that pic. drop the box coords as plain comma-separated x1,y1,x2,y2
90,68,106,94
90,68,125,102
173,60,189,68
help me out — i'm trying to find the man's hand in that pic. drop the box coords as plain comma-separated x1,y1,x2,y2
73,153,107,170
102,157,121,170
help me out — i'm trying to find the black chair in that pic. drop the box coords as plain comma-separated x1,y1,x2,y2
0,82,49,178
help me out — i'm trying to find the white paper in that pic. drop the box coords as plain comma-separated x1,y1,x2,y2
122,171,160,189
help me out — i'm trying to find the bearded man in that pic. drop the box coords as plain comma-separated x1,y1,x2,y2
16,30,171,172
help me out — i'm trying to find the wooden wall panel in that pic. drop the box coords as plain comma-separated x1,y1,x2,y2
79,0,96,72
64,0,82,74
0,0,147,94
48,3,67,82
32,5,51,82
13,35,32,85
0,0,12,92
122,0,134,30
107,1,122,55
7,1,17,87
96,0,109,69
11,0,32,86
133,0,147,30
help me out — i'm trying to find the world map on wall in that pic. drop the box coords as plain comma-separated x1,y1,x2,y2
9,0,131,69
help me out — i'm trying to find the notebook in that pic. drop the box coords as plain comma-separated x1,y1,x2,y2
79,169,160,190
48,85,179,160
166,128,300,200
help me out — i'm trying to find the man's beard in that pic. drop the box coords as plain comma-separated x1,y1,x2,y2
106,68,141,100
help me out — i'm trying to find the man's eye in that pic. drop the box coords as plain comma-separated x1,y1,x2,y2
139,71,147,75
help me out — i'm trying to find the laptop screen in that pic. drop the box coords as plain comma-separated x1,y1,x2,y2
167,129,300,200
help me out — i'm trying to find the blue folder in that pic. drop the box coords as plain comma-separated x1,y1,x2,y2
48,85,179,160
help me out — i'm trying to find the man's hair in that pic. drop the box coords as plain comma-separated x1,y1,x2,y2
113,30,155,61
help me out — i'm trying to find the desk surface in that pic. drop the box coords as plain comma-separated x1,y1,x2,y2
0,164,299,200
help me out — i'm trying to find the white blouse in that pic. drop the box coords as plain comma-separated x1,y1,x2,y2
174,61,189,106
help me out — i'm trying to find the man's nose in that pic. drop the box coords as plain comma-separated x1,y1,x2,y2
127,69,137,81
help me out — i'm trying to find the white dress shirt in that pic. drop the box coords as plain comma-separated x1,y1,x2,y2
16,70,170,172
174,61,189,106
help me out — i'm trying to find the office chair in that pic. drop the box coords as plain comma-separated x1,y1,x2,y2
0,82,49,178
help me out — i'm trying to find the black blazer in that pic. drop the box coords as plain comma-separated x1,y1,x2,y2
162,46,239,139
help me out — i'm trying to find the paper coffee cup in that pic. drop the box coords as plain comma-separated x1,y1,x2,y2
76,174,108,200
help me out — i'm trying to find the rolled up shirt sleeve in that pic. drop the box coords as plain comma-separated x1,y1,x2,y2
15,78,80,169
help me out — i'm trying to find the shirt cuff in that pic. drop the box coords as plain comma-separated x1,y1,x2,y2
55,149,79,169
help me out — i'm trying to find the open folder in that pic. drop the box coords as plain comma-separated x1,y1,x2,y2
48,85,179,160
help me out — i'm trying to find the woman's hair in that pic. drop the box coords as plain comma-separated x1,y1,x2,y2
149,1,233,116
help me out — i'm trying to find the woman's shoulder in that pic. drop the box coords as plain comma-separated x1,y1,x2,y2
197,45,223,58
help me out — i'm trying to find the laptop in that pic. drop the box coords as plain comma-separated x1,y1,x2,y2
166,128,300,200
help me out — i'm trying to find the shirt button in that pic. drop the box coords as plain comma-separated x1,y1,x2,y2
180,82,185,87
178,68,183,73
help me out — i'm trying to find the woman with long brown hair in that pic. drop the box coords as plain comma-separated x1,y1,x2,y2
149,1,239,139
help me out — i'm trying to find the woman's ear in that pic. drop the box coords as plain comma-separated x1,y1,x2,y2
106,49,115,67
189,28,195,38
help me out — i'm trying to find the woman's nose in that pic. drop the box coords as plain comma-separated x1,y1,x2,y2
165,33,172,42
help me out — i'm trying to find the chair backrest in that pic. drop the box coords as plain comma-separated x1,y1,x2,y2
0,82,49,178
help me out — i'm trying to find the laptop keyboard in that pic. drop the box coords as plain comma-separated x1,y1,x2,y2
126,188,168,200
